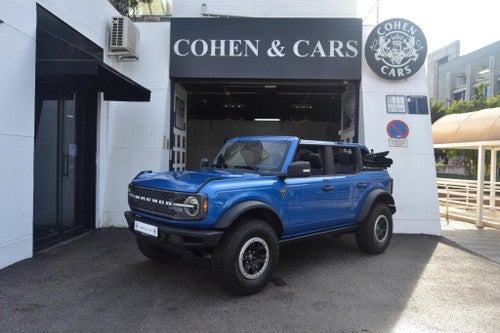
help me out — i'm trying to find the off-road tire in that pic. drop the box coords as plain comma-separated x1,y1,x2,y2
213,219,279,295
136,237,182,263
355,203,393,254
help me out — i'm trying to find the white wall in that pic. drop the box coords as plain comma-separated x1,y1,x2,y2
0,0,119,268
173,0,357,17
0,0,37,269
0,0,169,268
359,26,441,235
99,22,171,228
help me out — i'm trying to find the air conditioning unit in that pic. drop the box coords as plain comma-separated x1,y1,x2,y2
108,16,139,61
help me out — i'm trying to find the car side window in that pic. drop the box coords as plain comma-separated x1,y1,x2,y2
333,147,357,174
294,145,326,175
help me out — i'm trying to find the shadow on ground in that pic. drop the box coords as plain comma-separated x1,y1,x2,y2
0,229,499,332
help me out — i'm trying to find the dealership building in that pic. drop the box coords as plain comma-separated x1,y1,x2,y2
0,0,440,269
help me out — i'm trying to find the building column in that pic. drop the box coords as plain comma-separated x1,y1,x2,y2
476,146,485,228
465,65,473,101
489,56,497,97
445,72,452,107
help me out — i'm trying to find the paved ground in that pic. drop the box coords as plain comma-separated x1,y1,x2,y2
1,229,499,332
441,219,500,264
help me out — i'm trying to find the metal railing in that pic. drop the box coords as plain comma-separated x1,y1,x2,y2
437,178,500,228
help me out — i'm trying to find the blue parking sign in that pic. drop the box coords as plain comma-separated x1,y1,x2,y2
386,120,409,139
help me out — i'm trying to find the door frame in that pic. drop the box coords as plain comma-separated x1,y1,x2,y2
33,80,97,251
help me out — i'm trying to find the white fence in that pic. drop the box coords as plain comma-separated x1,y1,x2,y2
437,178,500,228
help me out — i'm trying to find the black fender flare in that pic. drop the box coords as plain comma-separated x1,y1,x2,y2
213,200,284,232
357,189,396,222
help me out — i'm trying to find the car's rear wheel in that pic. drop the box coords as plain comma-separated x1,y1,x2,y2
135,237,182,262
214,219,279,295
355,203,393,254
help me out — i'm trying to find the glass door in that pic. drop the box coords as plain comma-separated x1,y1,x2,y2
34,87,87,249
61,96,83,234
33,98,59,241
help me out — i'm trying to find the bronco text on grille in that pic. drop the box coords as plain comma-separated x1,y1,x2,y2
127,185,185,218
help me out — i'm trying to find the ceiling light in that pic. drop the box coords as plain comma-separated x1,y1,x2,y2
478,69,490,75
264,85,277,89
223,103,244,109
254,118,280,122
291,104,312,110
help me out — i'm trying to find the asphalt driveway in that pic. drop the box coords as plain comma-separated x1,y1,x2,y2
1,229,499,332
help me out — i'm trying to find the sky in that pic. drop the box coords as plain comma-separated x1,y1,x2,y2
358,0,500,55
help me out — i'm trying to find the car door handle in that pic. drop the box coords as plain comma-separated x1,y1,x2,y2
357,183,368,189
323,185,335,192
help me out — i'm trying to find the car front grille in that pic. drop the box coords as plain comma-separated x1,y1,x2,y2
128,184,188,219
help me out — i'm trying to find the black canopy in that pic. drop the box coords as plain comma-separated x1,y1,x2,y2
36,5,150,102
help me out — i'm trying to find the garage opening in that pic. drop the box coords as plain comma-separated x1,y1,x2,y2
169,17,362,170
172,80,358,170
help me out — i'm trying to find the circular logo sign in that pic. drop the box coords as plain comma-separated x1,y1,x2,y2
365,18,427,80
386,120,409,139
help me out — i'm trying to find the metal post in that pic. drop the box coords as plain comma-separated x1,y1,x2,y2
464,183,468,206
476,146,485,228
491,150,497,210
445,184,449,223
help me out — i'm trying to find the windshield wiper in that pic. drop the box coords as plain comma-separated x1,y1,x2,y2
233,165,258,171
213,163,225,169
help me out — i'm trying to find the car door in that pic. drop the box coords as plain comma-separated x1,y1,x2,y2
283,145,337,236
329,146,364,226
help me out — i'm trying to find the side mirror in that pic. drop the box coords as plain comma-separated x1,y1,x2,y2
287,161,311,177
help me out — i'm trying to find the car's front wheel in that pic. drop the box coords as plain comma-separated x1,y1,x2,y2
355,203,393,254
214,219,279,295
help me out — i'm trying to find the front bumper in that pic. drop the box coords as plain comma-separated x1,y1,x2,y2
124,211,224,253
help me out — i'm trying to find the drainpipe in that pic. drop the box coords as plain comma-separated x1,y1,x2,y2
476,146,485,228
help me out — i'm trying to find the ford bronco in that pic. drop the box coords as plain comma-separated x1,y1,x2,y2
125,136,395,295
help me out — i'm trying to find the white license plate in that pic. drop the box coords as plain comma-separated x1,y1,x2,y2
134,221,158,238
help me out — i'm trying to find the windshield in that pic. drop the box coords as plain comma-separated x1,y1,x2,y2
213,140,290,172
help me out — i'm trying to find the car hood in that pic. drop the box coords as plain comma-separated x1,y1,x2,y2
131,169,261,193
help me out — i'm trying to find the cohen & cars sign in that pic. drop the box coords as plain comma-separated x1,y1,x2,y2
365,18,427,80
170,18,362,80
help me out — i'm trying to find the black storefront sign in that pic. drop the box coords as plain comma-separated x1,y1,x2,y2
365,18,427,81
170,18,362,80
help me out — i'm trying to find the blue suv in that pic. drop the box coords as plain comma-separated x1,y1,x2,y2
125,136,395,294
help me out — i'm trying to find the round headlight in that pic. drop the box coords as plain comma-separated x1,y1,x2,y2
183,196,200,217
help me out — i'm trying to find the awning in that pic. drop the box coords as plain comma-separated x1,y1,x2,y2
37,59,151,101
432,107,500,149
36,5,150,102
